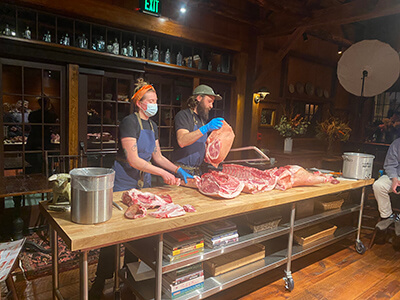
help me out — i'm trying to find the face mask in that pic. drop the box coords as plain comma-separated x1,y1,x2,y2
143,103,158,117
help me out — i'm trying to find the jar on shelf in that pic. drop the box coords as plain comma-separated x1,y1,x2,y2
165,49,171,64
97,36,105,52
121,44,128,56
112,38,119,55
127,41,134,57
63,33,70,46
78,34,88,49
43,31,51,42
106,41,113,53
4,24,11,36
147,47,152,60
176,52,183,66
153,45,159,62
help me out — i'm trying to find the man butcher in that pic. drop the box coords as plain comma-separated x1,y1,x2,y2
172,84,224,175
373,137,400,235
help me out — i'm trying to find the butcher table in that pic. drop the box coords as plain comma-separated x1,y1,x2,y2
39,177,374,300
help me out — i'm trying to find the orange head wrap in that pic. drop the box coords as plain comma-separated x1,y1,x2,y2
131,85,155,106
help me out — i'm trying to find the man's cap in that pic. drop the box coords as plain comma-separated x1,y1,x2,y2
193,84,222,100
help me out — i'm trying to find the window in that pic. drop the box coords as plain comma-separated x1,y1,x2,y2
374,92,400,121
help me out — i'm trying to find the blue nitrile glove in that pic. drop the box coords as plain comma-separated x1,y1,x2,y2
199,117,224,135
176,167,194,184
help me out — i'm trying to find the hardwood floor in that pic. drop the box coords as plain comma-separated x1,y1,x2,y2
2,233,400,300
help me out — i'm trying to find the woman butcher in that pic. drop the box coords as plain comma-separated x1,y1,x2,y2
89,78,192,298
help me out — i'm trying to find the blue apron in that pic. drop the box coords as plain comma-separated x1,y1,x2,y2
175,111,206,169
113,113,156,192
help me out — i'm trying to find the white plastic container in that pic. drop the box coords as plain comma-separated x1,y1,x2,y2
342,152,375,180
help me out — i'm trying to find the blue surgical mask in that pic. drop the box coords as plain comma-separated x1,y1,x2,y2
144,103,158,117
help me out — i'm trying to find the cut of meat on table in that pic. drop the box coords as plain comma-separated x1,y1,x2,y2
222,164,278,193
149,203,186,218
124,204,147,219
122,188,171,209
196,171,244,199
205,121,235,168
183,204,196,212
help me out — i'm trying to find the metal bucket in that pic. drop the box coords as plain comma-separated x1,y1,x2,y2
342,152,375,180
70,167,115,224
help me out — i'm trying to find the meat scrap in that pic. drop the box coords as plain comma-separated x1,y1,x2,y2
149,203,186,218
183,204,196,212
122,188,171,209
124,204,147,219
222,164,278,193
196,171,244,199
205,121,235,168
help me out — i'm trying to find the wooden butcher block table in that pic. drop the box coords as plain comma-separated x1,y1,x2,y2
40,178,374,300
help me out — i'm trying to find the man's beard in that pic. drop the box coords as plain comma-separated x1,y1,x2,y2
197,99,209,121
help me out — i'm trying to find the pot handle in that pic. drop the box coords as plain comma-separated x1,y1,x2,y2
342,155,352,162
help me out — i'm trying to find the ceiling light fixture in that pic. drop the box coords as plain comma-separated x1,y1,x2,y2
338,46,343,55
254,87,270,104
180,6,187,13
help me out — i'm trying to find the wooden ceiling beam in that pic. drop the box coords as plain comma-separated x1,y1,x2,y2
306,29,353,47
253,27,305,90
259,0,400,37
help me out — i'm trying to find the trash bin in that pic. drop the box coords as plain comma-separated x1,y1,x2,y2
69,167,115,224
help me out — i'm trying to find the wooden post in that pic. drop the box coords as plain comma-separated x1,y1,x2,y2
68,64,79,156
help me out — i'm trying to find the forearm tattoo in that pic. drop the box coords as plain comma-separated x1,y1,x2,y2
131,142,137,152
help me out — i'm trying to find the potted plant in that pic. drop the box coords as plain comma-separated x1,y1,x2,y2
274,114,310,153
316,117,351,155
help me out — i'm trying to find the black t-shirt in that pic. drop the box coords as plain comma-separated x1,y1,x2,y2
117,113,158,160
174,108,205,133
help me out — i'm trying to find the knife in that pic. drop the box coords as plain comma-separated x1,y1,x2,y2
113,201,123,211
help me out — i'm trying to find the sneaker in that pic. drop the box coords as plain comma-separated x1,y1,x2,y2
376,213,396,231
395,214,400,236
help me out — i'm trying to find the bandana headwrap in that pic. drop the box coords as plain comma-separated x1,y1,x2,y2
131,85,155,105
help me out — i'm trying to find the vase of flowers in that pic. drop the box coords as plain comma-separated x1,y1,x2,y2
274,114,310,153
316,117,351,155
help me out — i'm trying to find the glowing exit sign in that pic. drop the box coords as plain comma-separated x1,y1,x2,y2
139,0,161,17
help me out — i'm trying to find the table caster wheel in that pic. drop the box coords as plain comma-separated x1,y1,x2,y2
356,240,366,254
284,276,294,291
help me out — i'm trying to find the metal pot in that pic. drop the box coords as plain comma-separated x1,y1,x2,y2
342,152,375,180
69,167,115,224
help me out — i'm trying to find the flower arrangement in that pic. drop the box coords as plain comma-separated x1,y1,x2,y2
316,117,351,146
274,114,310,138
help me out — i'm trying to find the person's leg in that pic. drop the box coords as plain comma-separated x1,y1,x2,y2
373,175,397,230
89,245,116,299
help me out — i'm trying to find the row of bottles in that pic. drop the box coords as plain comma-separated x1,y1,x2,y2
2,24,223,71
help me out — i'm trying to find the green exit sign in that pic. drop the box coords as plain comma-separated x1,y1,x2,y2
139,0,161,17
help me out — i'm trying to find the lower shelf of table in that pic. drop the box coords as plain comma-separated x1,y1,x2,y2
119,226,358,300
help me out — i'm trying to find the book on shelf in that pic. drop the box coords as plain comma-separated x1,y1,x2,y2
201,220,237,236
164,269,203,286
163,270,204,292
164,228,204,248
164,240,204,257
202,229,238,240
205,236,239,249
163,248,204,262
162,281,204,299
164,262,203,282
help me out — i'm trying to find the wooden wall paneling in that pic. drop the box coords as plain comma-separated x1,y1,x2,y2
231,52,248,148
13,0,242,52
68,64,79,155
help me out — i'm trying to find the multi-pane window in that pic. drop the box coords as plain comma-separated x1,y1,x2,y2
1,59,64,176
374,92,400,121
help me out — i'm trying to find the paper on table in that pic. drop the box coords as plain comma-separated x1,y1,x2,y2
126,261,155,281
0,238,25,282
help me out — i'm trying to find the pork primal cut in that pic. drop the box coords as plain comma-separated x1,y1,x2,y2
124,204,147,219
122,188,170,209
196,171,244,199
222,164,278,193
205,121,235,168
149,203,186,218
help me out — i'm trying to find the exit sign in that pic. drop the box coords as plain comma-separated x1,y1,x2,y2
139,0,161,17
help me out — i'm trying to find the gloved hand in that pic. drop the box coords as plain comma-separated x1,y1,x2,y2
199,117,224,135
176,167,194,184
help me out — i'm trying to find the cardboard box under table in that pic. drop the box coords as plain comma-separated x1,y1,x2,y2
294,223,337,246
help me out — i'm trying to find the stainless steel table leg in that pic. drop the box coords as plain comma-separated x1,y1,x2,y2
50,226,59,300
80,250,89,300
355,187,367,254
284,203,295,291
114,243,121,295
155,234,163,300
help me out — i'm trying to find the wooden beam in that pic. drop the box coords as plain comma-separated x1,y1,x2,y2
12,0,242,52
253,27,305,91
306,29,353,47
68,64,79,155
260,0,400,37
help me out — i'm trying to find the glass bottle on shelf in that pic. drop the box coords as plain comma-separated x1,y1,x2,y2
127,41,134,57
141,40,146,59
106,41,113,53
122,44,128,56
4,24,11,36
97,36,105,52
23,26,31,39
63,33,70,46
112,38,119,55
217,64,221,72
208,61,212,71
147,47,152,60
187,56,193,68
165,49,171,64
78,34,88,49
153,45,159,62
59,36,64,44
43,31,51,42
176,51,182,66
